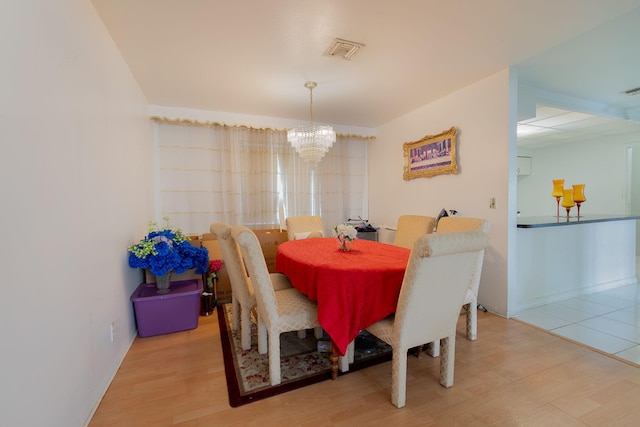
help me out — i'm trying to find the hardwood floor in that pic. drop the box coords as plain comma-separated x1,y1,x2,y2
89,309,640,426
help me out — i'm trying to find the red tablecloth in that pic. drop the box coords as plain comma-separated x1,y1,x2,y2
275,238,410,355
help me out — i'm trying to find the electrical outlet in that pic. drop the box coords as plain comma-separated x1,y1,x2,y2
110,322,116,342
489,197,496,209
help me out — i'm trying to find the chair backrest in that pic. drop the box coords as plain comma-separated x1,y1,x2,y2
436,217,489,233
285,216,325,241
436,217,490,297
392,215,436,249
209,222,254,306
231,225,279,327
394,231,489,348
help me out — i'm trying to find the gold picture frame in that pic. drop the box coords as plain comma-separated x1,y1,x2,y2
403,126,458,180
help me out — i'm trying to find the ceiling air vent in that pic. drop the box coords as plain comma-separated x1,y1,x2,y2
324,38,364,60
622,87,640,96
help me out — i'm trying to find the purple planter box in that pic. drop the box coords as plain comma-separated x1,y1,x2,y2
131,279,203,337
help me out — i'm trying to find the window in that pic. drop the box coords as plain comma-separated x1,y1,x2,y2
154,120,369,235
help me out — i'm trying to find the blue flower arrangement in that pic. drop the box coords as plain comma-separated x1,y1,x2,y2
128,218,209,277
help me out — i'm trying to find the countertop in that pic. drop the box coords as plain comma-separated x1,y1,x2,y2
517,214,640,228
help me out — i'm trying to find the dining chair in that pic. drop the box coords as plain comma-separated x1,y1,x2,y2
232,225,323,386
392,215,436,249
430,217,490,356
284,215,324,344
366,230,489,408
210,222,293,351
285,215,325,241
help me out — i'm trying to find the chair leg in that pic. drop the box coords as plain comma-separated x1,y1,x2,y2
231,295,240,331
240,305,252,351
257,318,268,354
466,301,477,341
338,341,355,372
426,340,440,357
298,328,323,339
391,346,408,408
410,346,422,357
439,336,455,388
269,331,282,386
338,354,349,372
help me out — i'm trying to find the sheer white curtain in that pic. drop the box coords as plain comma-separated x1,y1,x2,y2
154,119,368,236
314,135,369,233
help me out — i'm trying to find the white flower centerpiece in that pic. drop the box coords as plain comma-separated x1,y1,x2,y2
333,223,358,251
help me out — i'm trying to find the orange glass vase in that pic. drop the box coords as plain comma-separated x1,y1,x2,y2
561,189,575,219
552,179,564,217
573,184,586,217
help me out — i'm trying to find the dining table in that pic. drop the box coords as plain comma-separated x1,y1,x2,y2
275,237,410,378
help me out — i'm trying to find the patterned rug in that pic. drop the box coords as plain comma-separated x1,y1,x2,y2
217,303,392,407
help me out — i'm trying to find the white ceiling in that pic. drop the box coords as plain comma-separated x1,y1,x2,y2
91,0,640,145
518,106,640,148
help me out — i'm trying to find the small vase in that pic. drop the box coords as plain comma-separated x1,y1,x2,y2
205,274,217,293
200,290,216,316
201,275,217,316
155,271,172,294
337,236,352,251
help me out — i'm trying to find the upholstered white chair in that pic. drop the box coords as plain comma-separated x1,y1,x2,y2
284,214,325,344
434,217,490,351
232,225,323,386
392,215,436,249
286,216,325,241
210,222,293,351
366,231,489,408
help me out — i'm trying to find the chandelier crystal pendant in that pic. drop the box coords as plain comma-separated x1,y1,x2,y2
287,81,336,166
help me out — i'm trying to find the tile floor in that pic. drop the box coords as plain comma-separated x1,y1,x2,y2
516,268,640,366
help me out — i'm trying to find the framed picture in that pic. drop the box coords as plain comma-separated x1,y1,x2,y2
403,126,458,180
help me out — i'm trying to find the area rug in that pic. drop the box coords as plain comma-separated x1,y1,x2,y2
217,303,392,407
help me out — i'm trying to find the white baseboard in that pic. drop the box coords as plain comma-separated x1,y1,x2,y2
82,330,137,427
514,277,638,313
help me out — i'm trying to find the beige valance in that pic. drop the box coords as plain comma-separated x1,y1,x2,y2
150,116,375,140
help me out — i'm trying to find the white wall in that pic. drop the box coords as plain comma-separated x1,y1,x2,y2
517,136,638,217
631,144,640,254
369,69,515,316
0,1,153,425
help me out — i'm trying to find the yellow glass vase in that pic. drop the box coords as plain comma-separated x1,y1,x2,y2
561,189,575,218
573,184,586,217
552,179,564,217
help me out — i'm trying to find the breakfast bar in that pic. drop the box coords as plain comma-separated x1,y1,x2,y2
515,215,639,312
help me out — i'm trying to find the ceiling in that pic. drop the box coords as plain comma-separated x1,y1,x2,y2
517,106,640,148
91,0,640,145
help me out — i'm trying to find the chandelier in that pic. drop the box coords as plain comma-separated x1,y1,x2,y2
287,81,336,166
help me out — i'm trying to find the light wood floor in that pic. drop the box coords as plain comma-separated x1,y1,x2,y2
89,309,640,426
